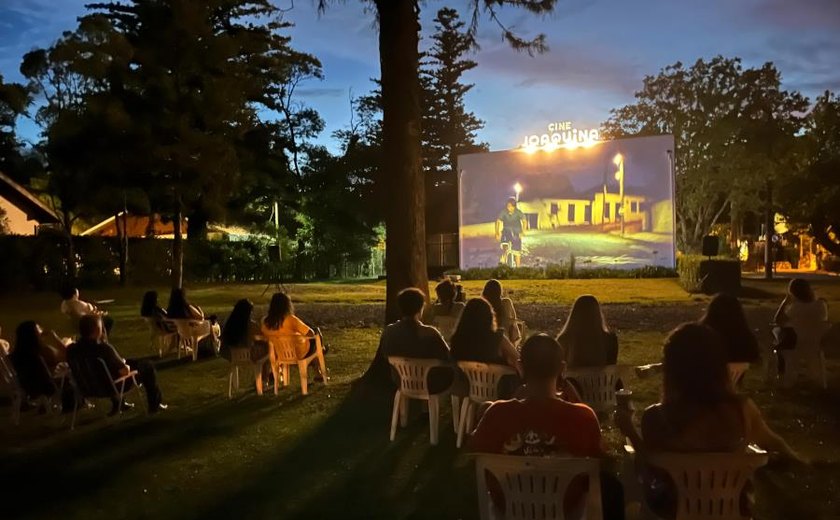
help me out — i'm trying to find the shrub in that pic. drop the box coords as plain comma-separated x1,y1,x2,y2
678,255,741,294
450,263,676,281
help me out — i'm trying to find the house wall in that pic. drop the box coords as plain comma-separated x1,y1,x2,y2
0,195,39,235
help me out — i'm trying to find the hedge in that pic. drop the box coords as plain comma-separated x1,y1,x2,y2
677,255,741,294
449,263,676,281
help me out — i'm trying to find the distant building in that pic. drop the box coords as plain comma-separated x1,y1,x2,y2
80,212,187,238
518,190,650,232
0,171,60,235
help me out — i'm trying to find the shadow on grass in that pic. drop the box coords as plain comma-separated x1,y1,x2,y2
185,391,475,520
0,392,310,518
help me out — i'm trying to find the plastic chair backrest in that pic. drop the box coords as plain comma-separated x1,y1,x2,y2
458,361,517,402
475,454,603,520
790,320,830,354
264,332,306,363
433,316,458,341
170,318,204,338
646,451,769,520
565,365,619,412
229,347,253,365
68,357,115,398
388,356,450,399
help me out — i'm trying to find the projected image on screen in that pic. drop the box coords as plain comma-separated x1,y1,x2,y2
458,135,675,269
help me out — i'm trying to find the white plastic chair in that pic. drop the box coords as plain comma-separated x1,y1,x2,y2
388,356,455,446
264,332,327,396
727,363,750,388
168,319,213,361
780,321,830,389
643,450,769,520
456,361,517,448
432,316,458,342
228,347,269,398
0,352,24,426
475,453,603,520
565,365,619,413
144,317,177,358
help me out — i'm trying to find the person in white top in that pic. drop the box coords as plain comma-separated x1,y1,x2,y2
60,286,114,335
772,278,829,380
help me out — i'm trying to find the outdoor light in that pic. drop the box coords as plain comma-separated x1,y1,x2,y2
514,182,523,201
613,153,623,166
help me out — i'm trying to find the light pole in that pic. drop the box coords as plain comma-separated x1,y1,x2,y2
514,182,523,202
613,153,625,236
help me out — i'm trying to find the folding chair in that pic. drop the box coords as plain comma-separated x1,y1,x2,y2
68,357,144,430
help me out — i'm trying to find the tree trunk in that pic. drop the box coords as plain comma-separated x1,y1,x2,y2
377,0,428,322
115,212,127,286
764,183,773,280
63,214,77,281
172,203,184,289
187,205,209,240
358,0,428,390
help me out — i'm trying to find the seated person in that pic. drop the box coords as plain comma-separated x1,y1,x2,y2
221,299,270,379
423,279,466,324
699,293,760,366
557,295,618,369
9,321,61,401
379,288,452,394
261,292,324,379
482,279,521,345
616,323,805,519
167,287,220,348
140,290,176,333
67,315,167,414
772,278,829,375
450,298,520,398
469,334,622,519
0,326,9,355
60,286,114,335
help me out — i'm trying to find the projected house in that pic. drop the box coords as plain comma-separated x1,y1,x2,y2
518,191,649,231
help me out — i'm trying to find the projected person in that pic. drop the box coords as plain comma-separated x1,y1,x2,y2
495,197,528,267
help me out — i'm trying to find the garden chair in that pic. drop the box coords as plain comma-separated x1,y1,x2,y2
727,362,750,388
144,317,177,358
565,365,620,413
387,356,455,446
227,347,270,398
780,321,830,389
0,351,24,426
642,449,769,520
264,332,327,396
432,316,458,342
475,453,603,520
68,357,144,430
167,318,213,361
456,361,517,448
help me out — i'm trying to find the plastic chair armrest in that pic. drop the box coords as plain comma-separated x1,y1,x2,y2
114,370,139,385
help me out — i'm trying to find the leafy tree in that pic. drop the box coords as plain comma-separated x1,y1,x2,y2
779,91,840,257
422,8,486,235
0,74,32,182
86,0,312,288
602,57,807,254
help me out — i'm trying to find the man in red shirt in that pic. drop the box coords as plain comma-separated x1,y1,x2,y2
469,334,623,519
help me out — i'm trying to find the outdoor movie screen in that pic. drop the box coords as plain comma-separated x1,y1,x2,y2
458,134,676,270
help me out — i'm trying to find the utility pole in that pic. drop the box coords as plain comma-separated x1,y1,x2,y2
764,180,773,280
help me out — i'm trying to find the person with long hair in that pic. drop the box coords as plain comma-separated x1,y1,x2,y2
450,298,518,369
141,290,176,333
773,278,828,326
166,287,220,351
221,299,268,360
9,321,58,400
261,293,325,380
700,293,760,363
615,323,805,518
423,279,465,323
481,279,521,345
557,295,618,368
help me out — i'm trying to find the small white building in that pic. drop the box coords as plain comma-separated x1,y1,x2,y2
0,171,60,235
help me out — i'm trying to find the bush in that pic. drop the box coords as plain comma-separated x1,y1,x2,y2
450,263,676,281
678,255,741,294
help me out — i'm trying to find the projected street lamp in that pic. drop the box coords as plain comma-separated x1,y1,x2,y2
613,153,625,236
514,182,523,202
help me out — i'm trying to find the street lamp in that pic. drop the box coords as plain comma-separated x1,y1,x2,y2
514,182,523,202
613,153,625,236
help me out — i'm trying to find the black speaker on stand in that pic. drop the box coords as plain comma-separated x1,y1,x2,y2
262,243,286,296
702,235,719,259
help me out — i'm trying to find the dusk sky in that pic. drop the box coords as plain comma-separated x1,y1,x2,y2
2,0,839,152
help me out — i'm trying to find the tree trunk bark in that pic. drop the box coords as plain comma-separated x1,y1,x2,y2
115,212,127,286
358,0,428,390
377,0,428,323
764,182,773,280
63,214,76,281
172,201,184,289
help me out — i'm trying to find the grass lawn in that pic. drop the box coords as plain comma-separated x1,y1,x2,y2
1,277,839,519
